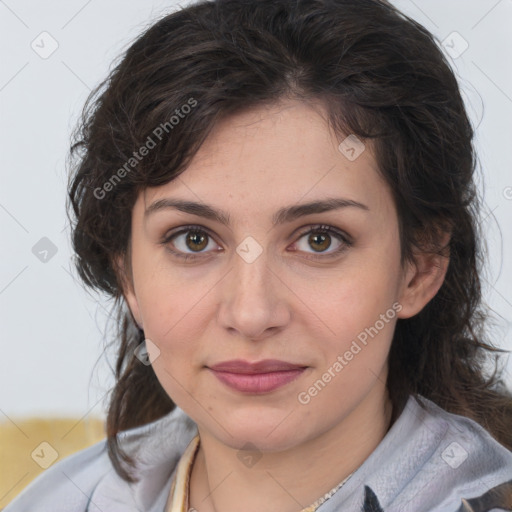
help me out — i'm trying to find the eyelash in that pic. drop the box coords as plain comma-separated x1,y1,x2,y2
160,224,353,262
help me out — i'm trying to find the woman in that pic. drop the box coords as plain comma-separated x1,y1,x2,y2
6,0,512,511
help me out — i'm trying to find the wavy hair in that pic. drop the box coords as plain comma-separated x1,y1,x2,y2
66,0,512,481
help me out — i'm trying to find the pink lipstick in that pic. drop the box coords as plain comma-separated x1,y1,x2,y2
208,359,307,393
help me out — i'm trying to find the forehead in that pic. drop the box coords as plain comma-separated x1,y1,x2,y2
137,99,394,222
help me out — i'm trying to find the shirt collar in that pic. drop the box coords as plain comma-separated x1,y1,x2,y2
88,406,198,512
165,434,200,512
164,434,355,512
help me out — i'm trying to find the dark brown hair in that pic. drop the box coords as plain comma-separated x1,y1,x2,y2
66,0,512,482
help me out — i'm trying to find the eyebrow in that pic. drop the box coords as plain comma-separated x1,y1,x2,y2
144,197,369,226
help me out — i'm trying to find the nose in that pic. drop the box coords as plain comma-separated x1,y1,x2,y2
217,243,291,342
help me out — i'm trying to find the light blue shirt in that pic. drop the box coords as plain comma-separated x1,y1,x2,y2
5,394,512,511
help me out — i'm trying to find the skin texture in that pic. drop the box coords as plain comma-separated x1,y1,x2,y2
119,99,449,512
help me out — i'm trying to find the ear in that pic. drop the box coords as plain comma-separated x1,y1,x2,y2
113,254,144,330
396,231,451,319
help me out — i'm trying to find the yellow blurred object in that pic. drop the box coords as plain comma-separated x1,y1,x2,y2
0,417,105,509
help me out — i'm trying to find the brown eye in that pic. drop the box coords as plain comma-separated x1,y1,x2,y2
162,226,220,261
307,231,332,252
161,223,352,263
185,230,209,252
293,225,352,259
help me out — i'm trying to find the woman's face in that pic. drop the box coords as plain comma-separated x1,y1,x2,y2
122,99,421,452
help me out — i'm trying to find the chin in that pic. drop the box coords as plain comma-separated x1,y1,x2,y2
209,416,309,453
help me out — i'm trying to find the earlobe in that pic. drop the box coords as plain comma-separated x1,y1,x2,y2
397,235,450,319
113,254,143,330
125,287,143,330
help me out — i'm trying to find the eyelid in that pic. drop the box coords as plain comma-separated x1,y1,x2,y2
161,224,219,245
294,224,352,244
160,223,352,260
290,224,352,259
160,224,220,261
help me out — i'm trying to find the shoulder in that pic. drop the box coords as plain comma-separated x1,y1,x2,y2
3,438,110,512
331,394,512,511
405,394,512,508
4,406,198,512
414,393,512,463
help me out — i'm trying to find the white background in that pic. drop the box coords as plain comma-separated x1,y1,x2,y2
1,0,511,421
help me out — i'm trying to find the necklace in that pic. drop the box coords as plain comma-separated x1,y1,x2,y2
301,471,355,511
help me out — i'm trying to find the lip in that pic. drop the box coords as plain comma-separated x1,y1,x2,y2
209,359,306,374
207,359,308,394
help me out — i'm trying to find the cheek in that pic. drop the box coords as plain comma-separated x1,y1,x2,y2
132,252,214,341
317,265,401,337
133,267,218,370
306,257,401,387
143,297,207,405
298,285,398,417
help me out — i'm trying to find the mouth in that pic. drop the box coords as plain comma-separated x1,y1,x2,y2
207,359,308,393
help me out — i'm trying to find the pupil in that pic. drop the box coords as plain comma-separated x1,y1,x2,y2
184,230,332,253
310,233,330,252
187,231,207,251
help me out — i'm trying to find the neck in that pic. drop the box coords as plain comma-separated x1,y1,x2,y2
189,382,393,512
